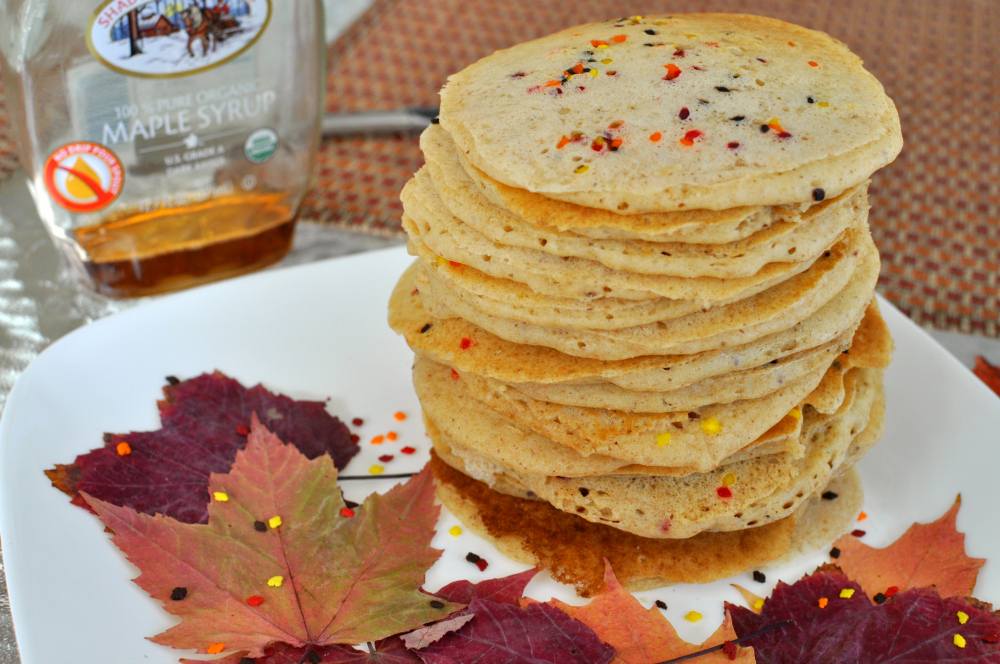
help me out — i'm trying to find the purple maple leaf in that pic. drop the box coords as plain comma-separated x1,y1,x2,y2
432,569,537,606
47,372,357,523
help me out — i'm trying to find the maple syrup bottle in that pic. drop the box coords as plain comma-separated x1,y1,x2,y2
0,0,324,297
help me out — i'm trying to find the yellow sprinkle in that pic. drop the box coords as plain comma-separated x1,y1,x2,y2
847,103,856,110
686,34,698,38
267,575,283,587
565,73,573,80
268,516,282,529
601,58,613,64
633,15,643,19
700,417,722,435
840,588,855,599
213,492,229,502
722,473,736,487
449,526,463,536
655,432,671,447
957,611,969,625
370,465,385,475
574,165,589,174
753,599,764,610
597,44,609,49
955,634,966,648
685,611,702,622
768,117,781,125
436,257,446,266
206,643,225,655
818,102,829,108
590,68,599,78
788,408,802,420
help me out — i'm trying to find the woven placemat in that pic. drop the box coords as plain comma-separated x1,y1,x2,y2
1,0,998,336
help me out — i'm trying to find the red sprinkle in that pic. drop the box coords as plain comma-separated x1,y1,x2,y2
673,49,685,57
449,261,462,268
378,454,394,462
808,61,819,67
717,486,733,498
475,559,489,571
679,107,690,120
885,586,899,597
246,596,264,607
851,529,867,537
984,633,1000,644
350,434,360,443
236,425,250,436
451,369,460,379
663,64,681,80
757,57,768,63
722,641,738,660
692,65,705,71
684,130,704,141
460,338,472,349
727,141,740,149
705,41,720,47
351,418,364,427
341,507,355,518
777,131,793,139
661,519,671,533
401,446,417,455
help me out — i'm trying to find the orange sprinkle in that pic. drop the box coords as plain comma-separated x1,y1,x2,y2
788,41,796,46
387,431,398,442
207,643,225,655
571,63,584,74
679,138,694,147
610,138,623,148
663,63,682,80
116,442,131,456
545,80,561,87
557,135,570,149
818,597,829,609
590,40,608,47
858,511,868,521
394,411,407,421
650,132,662,142
808,61,819,67
371,435,384,445
612,34,627,42
451,369,460,379
449,261,462,267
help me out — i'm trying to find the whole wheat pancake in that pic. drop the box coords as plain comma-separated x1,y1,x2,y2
389,263,872,392
418,227,872,360
439,15,902,212
437,368,882,540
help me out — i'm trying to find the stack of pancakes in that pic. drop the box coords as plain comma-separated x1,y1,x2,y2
388,14,902,596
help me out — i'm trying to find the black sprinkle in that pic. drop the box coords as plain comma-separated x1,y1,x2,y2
430,600,445,609
730,115,745,121
874,592,887,604
825,251,832,257
466,552,481,563
584,50,594,55
807,96,815,104
239,658,256,664
306,652,322,664
813,188,826,201
753,570,766,583
843,349,850,354
655,600,668,610
166,375,180,385
579,487,590,497
715,86,731,92
587,58,596,63
170,587,187,601
420,323,432,333
103,433,113,443
643,43,654,47
343,499,359,509
645,29,657,35
830,547,842,559
822,491,838,500
760,124,770,133
431,116,440,124
254,520,267,532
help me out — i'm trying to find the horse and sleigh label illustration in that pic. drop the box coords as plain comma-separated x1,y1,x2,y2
87,0,271,77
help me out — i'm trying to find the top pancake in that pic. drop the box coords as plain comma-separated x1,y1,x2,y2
439,14,902,212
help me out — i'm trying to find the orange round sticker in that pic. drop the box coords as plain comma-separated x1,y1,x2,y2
43,142,123,213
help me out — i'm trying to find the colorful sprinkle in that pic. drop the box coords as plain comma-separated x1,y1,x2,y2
451,369,460,379
722,473,736,487
753,599,765,610
267,575,283,587
378,454,394,462
213,492,229,502
813,188,826,201
679,106,690,119
352,417,364,426
460,338,472,349
673,49,685,57
466,552,481,563
955,634,967,648
575,165,589,174
789,407,802,420
601,58,613,64
700,417,722,434
449,261,462,268
341,507,355,518
858,511,868,521
475,559,489,571
874,592,886,604
663,64,682,80
236,425,250,436
590,68,599,78
818,102,830,107
818,597,829,609
984,633,1000,643
727,141,740,149
254,520,267,532
557,135,571,149
958,611,970,625
685,611,702,622
612,34,627,43
822,491,839,500
808,61,819,67
436,257,446,266
246,595,264,607
207,643,225,655
717,486,733,499
830,547,841,558
449,526,463,536
401,446,416,454
268,516,282,529
394,411,407,421
852,529,866,537
350,433,359,443
655,432,671,446
590,40,608,47
371,435,384,445
840,588,855,599
116,442,131,456
597,44,609,49
545,80,561,87
387,431,398,441
656,599,668,610
650,132,662,142
886,586,900,597
370,465,385,475
171,587,187,601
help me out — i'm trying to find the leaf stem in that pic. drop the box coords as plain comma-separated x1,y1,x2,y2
367,641,376,654
655,620,797,663
338,473,418,481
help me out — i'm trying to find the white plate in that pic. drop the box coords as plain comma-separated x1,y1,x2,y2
2,246,999,663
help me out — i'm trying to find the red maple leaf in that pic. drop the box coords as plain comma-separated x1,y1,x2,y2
197,637,421,663
83,418,459,658
831,496,985,600
47,372,358,523
973,356,1000,397
431,569,538,606
729,566,1000,663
